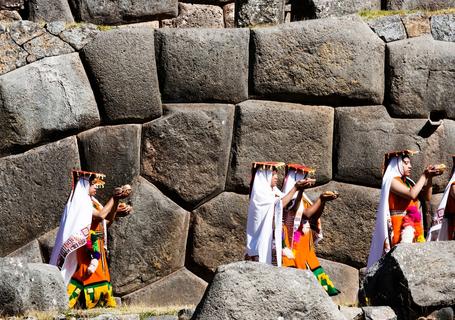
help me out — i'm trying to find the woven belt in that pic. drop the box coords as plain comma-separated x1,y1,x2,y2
390,210,406,217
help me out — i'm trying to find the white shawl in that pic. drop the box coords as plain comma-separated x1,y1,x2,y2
246,169,283,266
50,178,93,285
367,156,402,268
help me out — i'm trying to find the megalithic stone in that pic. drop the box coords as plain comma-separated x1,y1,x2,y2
235,0,285,27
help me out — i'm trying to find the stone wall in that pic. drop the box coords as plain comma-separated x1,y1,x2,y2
1,0,455,309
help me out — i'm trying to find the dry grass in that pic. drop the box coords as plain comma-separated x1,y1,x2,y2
359,8,455,20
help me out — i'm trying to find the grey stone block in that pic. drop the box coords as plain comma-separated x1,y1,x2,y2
28,0,74,22
0,257,31,316
59,23,99,50
161,3,224,28
0,32,27,75
302,0,380,19
227,100,334,193
155,28,249,103
0,0,23,10
362,306,397,320
367,15,407,42
401,13,430,38
6,240,43,263
235,0,285,27
251,15,385,105
82,28,162,123
22,31,74,60
431,14,455,42
9,20,45,45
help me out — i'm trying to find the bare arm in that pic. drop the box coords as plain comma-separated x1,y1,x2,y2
450,184,455,199
390,174,428,201
281,179,315,208
302,192,338,219
92,197,119,221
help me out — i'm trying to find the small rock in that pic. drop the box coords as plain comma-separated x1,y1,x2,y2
46,21,66,35
161,3,224,28
339,306,363,320
0,9,21,23
59,23,99,50
431,14,455,42
367,15,407,42
9,20,45,45
401,12,430,38
363,306,397,320
23,31,74,60
223,3,235,28
177,308,194,320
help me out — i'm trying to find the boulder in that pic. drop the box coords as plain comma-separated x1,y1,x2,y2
59,23,99,50
77,124,141,203
108,177,190,295
401,13,430,38
191,192,249,274
223,3,235,28
0,137,80,256
6,240,43,263
305,181,380,268
387,36,455,119
22,32,74,60
81,28,162,123
300,0,380,19
431,14,455,42
121,268,207,307
251,15,385,106
0,53,99,154
362,306,397,320
28,0,74,22
161,3,224,28
45,21,66,35
192,261,346,319
235,0,285,27
340,306,363,320
141,104,235,209
367,15,407,42
155,28,249,103
227,100,334,193
9,20,45,45
361,242,455,320
0,258,31,316
386,0,455,10
319,258,359,306
0,32,27,75
335,105,455,191
28,263,67,312
68,0,178,25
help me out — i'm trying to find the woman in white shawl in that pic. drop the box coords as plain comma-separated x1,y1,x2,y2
245,162,312,266
428,156,455,241
367,150,441,268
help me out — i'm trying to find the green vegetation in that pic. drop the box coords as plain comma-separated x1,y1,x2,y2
359,8,455,20
97,25,114,31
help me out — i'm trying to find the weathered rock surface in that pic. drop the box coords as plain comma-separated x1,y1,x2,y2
68,0,178,25
22,32,74,60
340,306,363,320
82,28,162,123
141,104,235,209
235,0,285,27
28,0,74,22
335,106,455,191
0,0,23,10
122,268,207,307
387,37,455,119
251,15,385,105
59,23,99,50
362,306,397,320
28,263,67,312
37,228,59,264
223,3,235,28
192,261,345,319
305,181,380,268
9,20,44,45
191,192,249,274
0,137,80,256
108,177,190,295
361,242,455,320
301,0,380,19
319,258,359,306
0,258,31,315
227,100,334,193
401,13,430,38
6,239,42,263
155,28,249,103
431,14,455,42
161,3,224,28
0,53,99,154
0,32,28,75
386,0,455,10
77,124,141,203
367,15,407,42
0,9,21,22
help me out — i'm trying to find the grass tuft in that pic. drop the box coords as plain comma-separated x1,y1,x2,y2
359,8,455,20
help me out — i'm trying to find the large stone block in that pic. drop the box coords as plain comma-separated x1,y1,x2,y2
59,23,99,50
155,28,249,103
431,14,455,42
9,20,45,45
191,192,249,274
22,32,74,61
0,137,80,256
122,268,207,307
319,258,359,306
0,258,31,316
305,181,380,268
192,261,345,319
28,0,74,22
141,104,235,209
301,0,380,19
227,100,334,193
108,177,190,295
6,240,43,263
335,105,455,191
361,242,455,319
161,3,224,28
68,0,178,25
77,124,141,203
401,13,430,38
0,32,27,75
251,15,385,106
367,15,407,42
235,0,285,27
37,228,58,264
0,53,99,154
81,28,161,123
386,0,455,10
223,3,235,28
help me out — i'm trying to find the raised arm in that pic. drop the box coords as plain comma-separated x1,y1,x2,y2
390,167,441,201
92,185,132,224
281,179,315,208
303,191,338,220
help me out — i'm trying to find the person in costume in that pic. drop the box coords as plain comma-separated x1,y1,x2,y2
367,150,442,268
428,156,455,241
245,162,313,267
280,163,340,296
50,170,132,308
